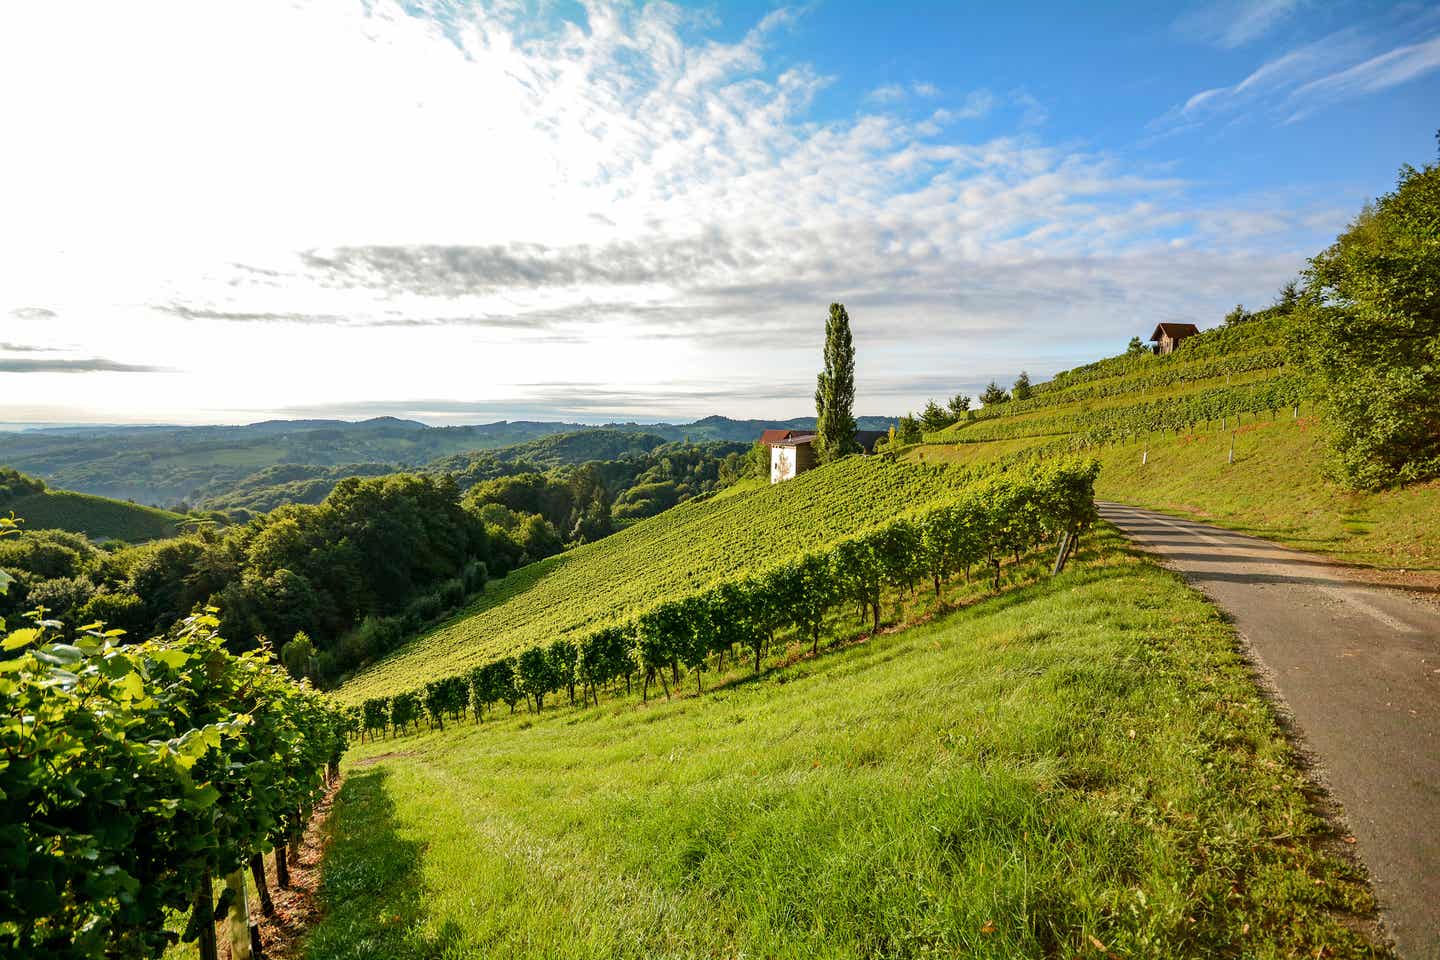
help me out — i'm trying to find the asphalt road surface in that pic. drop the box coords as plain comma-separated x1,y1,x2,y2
1098,502,1440,959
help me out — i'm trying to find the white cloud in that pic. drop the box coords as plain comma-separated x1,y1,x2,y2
1174,0,1303,49
865,83,905,103
1290,33,1440,101
1159,25,1439,129
0,0,1335,423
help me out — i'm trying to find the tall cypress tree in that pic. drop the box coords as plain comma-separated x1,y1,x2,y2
814,302,859,463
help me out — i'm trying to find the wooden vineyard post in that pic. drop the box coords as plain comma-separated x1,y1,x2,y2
1141,447,1148,466
274,842,290,889
224,869,254,960
249,853,274,917
1228,431,1236,465
194,870,219,960
289,810,303,861
1052,532,1071,575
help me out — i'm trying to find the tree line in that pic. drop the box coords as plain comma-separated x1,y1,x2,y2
355,457,1100,740
0,473,500,688
0,436,771,691
1,520,349,959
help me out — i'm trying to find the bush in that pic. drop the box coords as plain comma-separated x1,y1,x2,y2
435,577,466,610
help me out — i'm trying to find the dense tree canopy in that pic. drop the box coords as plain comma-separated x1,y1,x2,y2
1295,157,1440,488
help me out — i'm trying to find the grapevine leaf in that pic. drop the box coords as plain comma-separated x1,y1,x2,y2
3,628,40,651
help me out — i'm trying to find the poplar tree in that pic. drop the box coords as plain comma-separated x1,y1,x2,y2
814,302,859,463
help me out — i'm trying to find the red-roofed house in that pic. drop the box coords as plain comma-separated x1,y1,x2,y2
761,428,889,483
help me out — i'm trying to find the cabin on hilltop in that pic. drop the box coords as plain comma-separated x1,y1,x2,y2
1150,322,1199,356
763,429,889,484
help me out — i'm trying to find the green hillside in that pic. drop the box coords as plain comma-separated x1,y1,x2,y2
924,316,1297,448
319,531,1379,959
338,455,974,703
0,468,186,543
908,312,1438,573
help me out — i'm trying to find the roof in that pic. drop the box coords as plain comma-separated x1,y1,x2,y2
1150,322,1200,341
765,429,885,452
759,428,804,445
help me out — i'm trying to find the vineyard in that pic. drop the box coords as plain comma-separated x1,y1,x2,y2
932,375,1307,447
908,307,1439,573
337,455,999,704
925,315,1300,449
0,513,349,960
348,458,1100,737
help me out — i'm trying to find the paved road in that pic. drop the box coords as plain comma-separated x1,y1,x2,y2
1098,502,1440,959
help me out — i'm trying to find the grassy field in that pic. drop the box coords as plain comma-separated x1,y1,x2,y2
1090,416,1440,571
4,488,186,542
911,415,1439,572
312,530,1382,959
337,456,975,703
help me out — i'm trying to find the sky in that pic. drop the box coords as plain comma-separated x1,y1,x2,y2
1,0,1436,427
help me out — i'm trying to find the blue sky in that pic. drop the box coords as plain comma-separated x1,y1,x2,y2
0,0,1436,426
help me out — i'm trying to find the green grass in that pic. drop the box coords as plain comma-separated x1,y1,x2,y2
311,531,1382,959
907,436,1057,466
337,456,974,704
1089,415,1440,570
4,489,186,542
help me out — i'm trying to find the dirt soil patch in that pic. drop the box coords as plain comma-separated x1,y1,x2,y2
217,779,340,960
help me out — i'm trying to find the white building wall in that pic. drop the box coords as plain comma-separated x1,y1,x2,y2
770,445,795,483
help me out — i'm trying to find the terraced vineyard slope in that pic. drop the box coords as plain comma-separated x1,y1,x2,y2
339,455,976,703
924,315,1299,450
319,531,1383,959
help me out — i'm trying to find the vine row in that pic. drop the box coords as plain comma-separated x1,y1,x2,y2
355,458,1100,738
1,515,350,960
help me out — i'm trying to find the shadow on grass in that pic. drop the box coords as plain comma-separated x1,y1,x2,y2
304,768,466,960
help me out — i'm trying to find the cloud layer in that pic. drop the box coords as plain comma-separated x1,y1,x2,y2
0,0,1359,423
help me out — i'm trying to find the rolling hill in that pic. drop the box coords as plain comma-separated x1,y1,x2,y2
1,487,187,543
317,314,1394,958
337,454,973,703
0,415,896,508
906,312,1439,574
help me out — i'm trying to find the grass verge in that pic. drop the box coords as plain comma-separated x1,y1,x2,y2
308,529,1384,959
910,416,1439,572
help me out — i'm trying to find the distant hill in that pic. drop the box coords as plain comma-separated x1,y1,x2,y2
200,430,750,518
0,468,187,542
0,414,896,507
193,463,399,514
